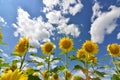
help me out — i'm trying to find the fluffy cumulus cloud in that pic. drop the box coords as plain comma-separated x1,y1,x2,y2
13,0,83,52
90,3,120,43
13,8,55,48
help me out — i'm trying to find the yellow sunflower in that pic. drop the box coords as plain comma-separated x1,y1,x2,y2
107,43,120,57
0,32,3,41
41,42,54,55
59,37,73,52
50,74,59,80
82,40,98,55
88,56,97,63
0,69,28,80
65,70,72,80
42,70,49,80
14,37,29,56
76,49,86,59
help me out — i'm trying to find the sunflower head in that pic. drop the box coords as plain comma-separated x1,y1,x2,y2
82,40,99,55
66,70,72,80
51,74,59,80
42,70,49,80
76,49,86,59
41,42,54,55
59,37,73,52
32,72,39,77
88,56,97,63
107,43,120,57
0,32,3,41
14,37,29,56
0,69,28,80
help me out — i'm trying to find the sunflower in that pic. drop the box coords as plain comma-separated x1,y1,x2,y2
50,74,59,80
59,37,73,52
107,43,120,57
65,70,72,80
82,40,98,55
76,49,86,59
0,32,3,41
41,42,54,55
14,37,29,56
0,69,28,80
88,56,97,63
42,70,49,80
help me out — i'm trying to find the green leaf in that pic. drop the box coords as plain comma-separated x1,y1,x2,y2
39,56,46,59
12,60,20,64
73,65,83,70
51,58,61,62
30,53,37,57
11,53,21,57
69,55,77,60
71,47,77,51
0,41,7,45
111,74,120,80
59,65,66,72
29,45,36,48
94,70,106,77
37,62,43,66
0,63,9,67
59,51,66,55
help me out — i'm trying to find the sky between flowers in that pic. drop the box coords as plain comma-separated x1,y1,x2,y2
0,0,120,79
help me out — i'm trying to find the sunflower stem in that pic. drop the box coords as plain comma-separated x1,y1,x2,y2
65,53,68,80
47,54,51,78
112,57,120,74
19,52,27,70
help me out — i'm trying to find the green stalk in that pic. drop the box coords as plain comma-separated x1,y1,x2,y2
112,57,120,74
48,55,51,71
19,53,27,70
65,53,68,80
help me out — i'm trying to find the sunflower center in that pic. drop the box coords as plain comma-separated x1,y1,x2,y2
110,46,120,54
62,40,71,49
84,43,94,53
45,44,53,53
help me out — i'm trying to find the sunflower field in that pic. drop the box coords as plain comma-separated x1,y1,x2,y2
0,29,120,80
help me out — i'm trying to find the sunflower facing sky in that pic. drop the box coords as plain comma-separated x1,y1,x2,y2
82,40,99,55
107,43,120,57
14,37,29,56
59,37,73,52
41,42,54,55
0,69,28,80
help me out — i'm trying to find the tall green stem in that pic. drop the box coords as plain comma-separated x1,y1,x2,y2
65,53,68,80
112,57,119,74
19,53,27,70
48,55,51,71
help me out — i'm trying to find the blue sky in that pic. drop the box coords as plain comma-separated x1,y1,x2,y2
0,0,120,79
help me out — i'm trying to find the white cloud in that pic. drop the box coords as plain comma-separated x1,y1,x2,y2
43,0,59,11
117,33,120,39
69,3,83,16
90,5,120,43
13,8,55,48
57,23,80,37
13,0,83,52
0,16,7,24
91,1,102,22
61,0,83,15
